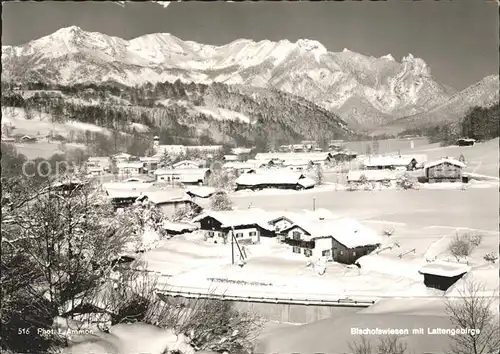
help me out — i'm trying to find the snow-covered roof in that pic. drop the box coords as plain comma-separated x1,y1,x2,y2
254,152,331,162
235,171,309,186
105,188,145,199
173,160,201,168
162,221,198,232
223,161,257,170
282,159,312,166
186,186,217,198
423,158,466,170
283,218,382,248
193,209,274,231
223,155,238,161
122,176,154,183
363,154,427,167
347,170,398,181
269,209,339,226
231,147,252,154
117,162,143,169
231,147,252,155
154,168,209,177
139,156,161,162
138,189,189,204
297,177,316,188
419,261,471,277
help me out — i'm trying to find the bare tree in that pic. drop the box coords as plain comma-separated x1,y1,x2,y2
348,335,373,354
348,335,407,354
448,232,483,261
314,164,324,185
445,280,500,354
210,192,233,211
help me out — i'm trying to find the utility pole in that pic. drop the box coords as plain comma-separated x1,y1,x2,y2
313,198,316,211
231,231,234,265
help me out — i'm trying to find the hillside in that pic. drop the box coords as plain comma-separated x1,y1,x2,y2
1,81,354,154
379,75,500,134
2,26,461,129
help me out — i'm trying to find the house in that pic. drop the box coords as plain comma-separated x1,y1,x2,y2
173,160,201,169
423,158,466,183
87,157,111,171
193,209,275,244
87,167,104,177
154,168,211,186
162,221,198,236
223,155,239,162
185,186,221,199
280,218,382,264
113,152,133,162
418,262,470,291
117,162,145,176
231,147,253,155
254,152,333,165
235,171,316,191
136,190,204,217
45,178,88,197
122,176,155,183
222,161,258,174
331,151,358,163
20,135,36,143
282,160,313,172
267,209,338,242
328,140,344,151
104,188,145,210
347,170,398,185
362,155,426,171
1,137,15,143
140,156,161,172
456,138,476,146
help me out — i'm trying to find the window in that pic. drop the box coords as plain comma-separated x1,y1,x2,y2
353,251,356,256
304,249,312,257
292,231,301,240
339,250,344,256
208,231,214,237
249,231,257,236
235,233,243,238
293,246,301,253
322,250,331,257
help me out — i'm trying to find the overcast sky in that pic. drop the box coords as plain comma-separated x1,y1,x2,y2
2,0,498,90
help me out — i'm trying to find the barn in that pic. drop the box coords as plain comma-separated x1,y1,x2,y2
235,171,316,191
280,218,382,264
423,158,466,183
456,138,476,146
193,209,275,244
419,262,470,291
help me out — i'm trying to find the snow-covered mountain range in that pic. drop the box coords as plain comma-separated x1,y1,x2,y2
2,26,497,129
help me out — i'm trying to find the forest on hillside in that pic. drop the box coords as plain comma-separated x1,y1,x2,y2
398,102,499,146
1,80,359,155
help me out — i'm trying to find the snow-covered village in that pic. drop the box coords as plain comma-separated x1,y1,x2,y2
1,2,499,354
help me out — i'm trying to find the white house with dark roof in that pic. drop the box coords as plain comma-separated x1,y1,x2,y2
280,218,382,264
193,209,276,244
